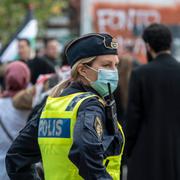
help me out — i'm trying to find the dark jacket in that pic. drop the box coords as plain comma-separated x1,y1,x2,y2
43,55,61,68
125,53,180,180
27,57,55,84
6,82,123,180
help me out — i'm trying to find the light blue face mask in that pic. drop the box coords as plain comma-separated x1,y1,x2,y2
86,66,119,97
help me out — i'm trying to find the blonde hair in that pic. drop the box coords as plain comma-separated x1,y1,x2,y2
49,56,96,97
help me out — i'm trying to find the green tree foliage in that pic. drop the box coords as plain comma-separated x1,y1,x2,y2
0,0,68,46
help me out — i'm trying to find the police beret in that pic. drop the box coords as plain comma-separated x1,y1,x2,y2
65,33,118,67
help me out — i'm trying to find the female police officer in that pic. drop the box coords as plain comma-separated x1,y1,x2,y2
6,33,125,180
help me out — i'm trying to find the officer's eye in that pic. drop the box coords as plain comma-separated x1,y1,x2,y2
103,64,111,68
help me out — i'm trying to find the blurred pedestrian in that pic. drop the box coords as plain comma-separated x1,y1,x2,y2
126,23,180,180
43,37,61,68
0,61,31,180
17,38,32,63
27,38,61,84
0,38,32,91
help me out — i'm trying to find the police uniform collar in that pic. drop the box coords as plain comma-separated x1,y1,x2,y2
60,81,102,98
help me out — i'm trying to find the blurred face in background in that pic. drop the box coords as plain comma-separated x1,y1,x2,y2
45,40,60,60
18,39,31,61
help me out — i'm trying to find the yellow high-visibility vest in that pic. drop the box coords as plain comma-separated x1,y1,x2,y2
38,92,125,180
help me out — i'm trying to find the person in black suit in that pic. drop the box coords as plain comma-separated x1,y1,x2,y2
125,23,180,180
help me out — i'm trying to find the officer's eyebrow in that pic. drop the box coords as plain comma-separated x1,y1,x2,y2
102,58,119,64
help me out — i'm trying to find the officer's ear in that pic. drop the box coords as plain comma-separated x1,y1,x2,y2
145,43,156,59
77,63,88,77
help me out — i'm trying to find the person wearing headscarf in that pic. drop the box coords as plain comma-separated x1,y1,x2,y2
0,61,31,180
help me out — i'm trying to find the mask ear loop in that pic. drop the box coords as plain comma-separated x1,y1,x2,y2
84,76,92,82
82,64,98,83
84,64,98,72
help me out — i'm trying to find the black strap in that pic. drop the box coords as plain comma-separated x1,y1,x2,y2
0,118,14,142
